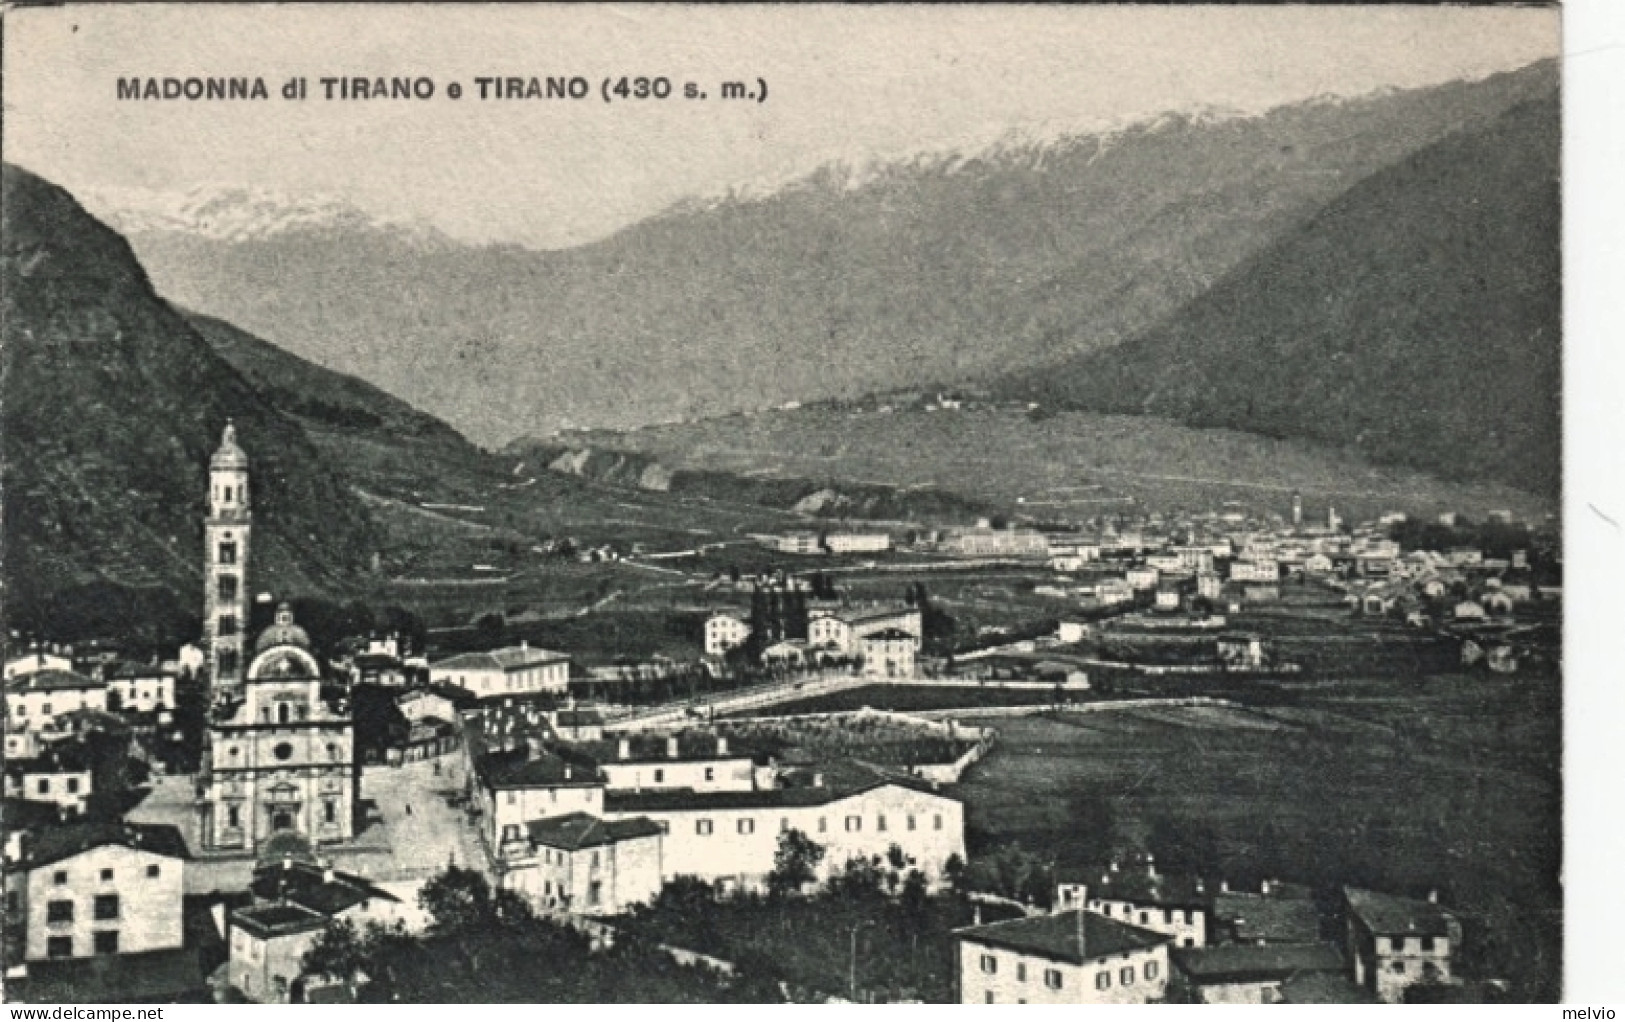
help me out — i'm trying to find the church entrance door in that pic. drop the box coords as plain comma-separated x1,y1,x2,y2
272,810,294,831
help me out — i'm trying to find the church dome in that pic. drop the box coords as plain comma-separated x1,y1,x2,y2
211,421,249,470
254,602,311,653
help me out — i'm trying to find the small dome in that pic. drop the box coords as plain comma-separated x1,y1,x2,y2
254,602,311,653
211,421,249,471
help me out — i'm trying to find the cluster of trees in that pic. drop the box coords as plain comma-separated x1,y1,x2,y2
620,832,994,1002
299,866,777,1003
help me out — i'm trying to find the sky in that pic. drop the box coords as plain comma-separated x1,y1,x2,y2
4,4,1559,249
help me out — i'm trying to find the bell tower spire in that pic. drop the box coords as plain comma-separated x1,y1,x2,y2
204,420,251,698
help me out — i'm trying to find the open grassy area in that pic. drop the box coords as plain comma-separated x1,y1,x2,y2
955,671,1562,999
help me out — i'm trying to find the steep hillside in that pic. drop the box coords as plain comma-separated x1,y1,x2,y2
184,312,511,500
97,62,1556,446
996,90,1560,498
0,165,390,638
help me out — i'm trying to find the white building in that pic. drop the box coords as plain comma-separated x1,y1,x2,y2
198,605,356,851
104,662,176,716
861,629,918,679
429,642,570,699
5,670,107,733
4,651,73,680
703,613,753,657
824,533,892,555
475,745,607,854
1126,567,1160,591
956,909,1172,1004
1056,864,1208,949
3,745,94,817
1344,887,1461,1003
3,822,189,963
941,529,1050,559
500,812,666,916
601,775,965,895
229,859,408,1004
1229,559,1280,583
578,733,759,794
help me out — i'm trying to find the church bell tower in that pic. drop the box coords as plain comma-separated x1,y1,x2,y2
204,422,251,698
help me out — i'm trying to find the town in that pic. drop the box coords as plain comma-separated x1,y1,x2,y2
2,424,1561,1003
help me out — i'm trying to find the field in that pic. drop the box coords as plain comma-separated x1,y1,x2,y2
589,404,1555,525
955,671,1562,999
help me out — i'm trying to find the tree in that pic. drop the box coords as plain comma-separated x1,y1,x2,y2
768,828,826,896
301,917,368,986
419,865,496,932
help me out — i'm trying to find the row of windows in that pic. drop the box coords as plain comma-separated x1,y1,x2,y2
1094,902,1198,926
694,813,946,837
50,865,158,885
46,894,121,923
29,776,83,794
978,954,1159,989
1384,936,1438,954
47,932,119,957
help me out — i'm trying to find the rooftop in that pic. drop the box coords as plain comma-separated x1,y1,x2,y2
5,947,206,1003
525,812,665,851
105,660,176,681
232,901,329,939
1213,887,1321,944
8,821,190,872
5,669,105,694
573,731,758,766
1171,943,1343,983
476,744,605,790
1060,867,1209,910
431,645,570,675
956,909,1170,965
605,768,952,815
1278,971,1378,1004
248,859,400,919
1344,886,1456,939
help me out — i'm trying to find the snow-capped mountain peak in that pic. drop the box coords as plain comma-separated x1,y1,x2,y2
78,184,453,248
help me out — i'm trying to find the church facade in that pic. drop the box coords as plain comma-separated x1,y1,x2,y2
198,604,358,850
194,425,358,851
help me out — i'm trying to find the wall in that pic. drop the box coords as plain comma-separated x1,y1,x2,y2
6,686,107,733
599,757,755,794
605,784,965,892
20,845,184,961
489,783,604,848
957,939,1169,1004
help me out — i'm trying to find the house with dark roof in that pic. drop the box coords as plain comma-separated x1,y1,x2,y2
3,822,189,967
428,642,570,700
1056,857,1209,948
955,909,1171,1004
500,811,666,916
1211,879,1321,945
102,661,176,717
228,858,404,1004
2,742,95,817
1344,886,1462,1003
860,627,917,678
1169,942,1344,1003
472,738,608,854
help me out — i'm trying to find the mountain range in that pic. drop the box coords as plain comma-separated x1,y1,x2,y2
91,61,1557,453
994,88,1561,497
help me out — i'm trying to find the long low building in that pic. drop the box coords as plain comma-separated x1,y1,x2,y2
600,770,965,895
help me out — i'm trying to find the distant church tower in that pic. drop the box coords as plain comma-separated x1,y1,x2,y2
204,422,251,697
1291,490,1303,530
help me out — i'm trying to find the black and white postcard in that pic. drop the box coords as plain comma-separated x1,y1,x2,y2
1,2,1595,1007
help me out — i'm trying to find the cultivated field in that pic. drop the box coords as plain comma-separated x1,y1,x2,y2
955,670,1562,998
